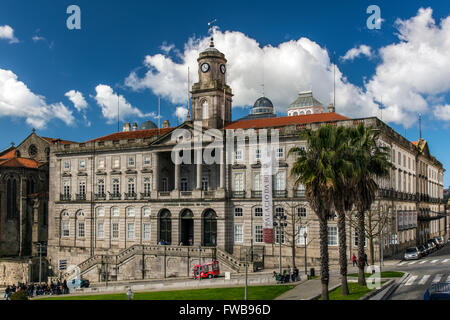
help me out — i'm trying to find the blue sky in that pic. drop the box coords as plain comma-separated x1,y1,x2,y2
0,0,449,186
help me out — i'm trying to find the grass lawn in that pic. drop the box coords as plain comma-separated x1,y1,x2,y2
317,282,384,300
37,285,294,301
347,271,404,278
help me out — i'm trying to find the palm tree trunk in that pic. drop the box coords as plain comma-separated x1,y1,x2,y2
357,210,367,286
337,211,349,295
368,214,375,265
319,217,329,300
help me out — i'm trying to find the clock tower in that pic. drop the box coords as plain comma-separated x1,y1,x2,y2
191,38,233,129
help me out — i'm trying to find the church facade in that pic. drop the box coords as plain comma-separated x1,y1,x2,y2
46,41,447,282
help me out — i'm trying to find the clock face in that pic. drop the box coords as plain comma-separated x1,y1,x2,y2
220,64,226,74
201,63,210,73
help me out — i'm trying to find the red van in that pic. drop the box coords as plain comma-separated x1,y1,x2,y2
193,260,220,279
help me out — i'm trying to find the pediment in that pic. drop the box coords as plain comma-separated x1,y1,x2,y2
150,121,221,147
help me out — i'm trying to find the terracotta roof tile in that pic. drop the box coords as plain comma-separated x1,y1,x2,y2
87,128,174,143
224,112,350,130
0,157,44,169
41,137,78,145
0,148,16,160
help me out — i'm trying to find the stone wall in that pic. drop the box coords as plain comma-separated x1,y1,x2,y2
0,259,30,286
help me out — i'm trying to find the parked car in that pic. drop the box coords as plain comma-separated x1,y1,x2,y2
433,236,444,248
424,243,432,255
418,245,427,257
67,278,90,290
424,282,450,300
427,240,437,252
404,247,421,260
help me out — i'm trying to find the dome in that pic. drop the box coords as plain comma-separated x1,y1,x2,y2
139,120,158,130
252,97,274,115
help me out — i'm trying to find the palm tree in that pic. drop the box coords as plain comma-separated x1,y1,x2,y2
330,126,355,295
349,124,392,286
289,124,338,300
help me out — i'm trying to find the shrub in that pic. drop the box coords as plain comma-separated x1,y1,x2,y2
9,290,29,300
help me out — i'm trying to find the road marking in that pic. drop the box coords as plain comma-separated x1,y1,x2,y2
398,262,408,266
419,260,428,264
418,275,430,285
408,261,418,265
405,275,418,286
432,274,443,283
442,259,450,263
431,260,439,264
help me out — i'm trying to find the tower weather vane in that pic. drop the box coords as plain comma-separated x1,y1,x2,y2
208,19,217,45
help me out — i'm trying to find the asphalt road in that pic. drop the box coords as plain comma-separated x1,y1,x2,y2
388,243,450,300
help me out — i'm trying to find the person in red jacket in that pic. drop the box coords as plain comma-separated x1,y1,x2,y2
352,254,357,267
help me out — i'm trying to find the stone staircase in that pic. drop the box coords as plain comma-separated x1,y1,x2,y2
63,245,251,279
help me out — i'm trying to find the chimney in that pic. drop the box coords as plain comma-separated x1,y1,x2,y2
132,122,138,131
162,120,170,128
328,103,335,113
122,122,131,132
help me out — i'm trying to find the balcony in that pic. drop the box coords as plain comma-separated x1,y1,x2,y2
140,192,151,200
158,191,171,197
109,193,121,200
251,190,262,198
125,192,137,200
60,194,71,201
203,190,215,198
181,191,192,197
95,193,106,201
294,190,306,199
76,193,86,201
274,190,288,198
232,191,246,198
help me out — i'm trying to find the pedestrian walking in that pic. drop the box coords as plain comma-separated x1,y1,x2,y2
364,253,369,266
352,254,357,266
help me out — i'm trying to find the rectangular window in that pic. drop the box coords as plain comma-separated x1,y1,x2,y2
354,231,367,247
79,159,86,170
275,171,286,190
127,178,135,194
234,173,244,191
63,181,70,196
63,161,70,170
234,207,243,217
296,226,307,245
113,157,120,169
276,147,284,159
253,172,262,191
275,227,285,244
97,223,104,239
112,207,119,217
78,181,86,195
78,222,85,238
98,158,105,169
128,156,135,167
234,224,243,243
144,155,151,166
127,223,135,239
143,223,151,240
328,226,338,246
143,177,151,195
201,177,209,191
398,152,401,165
254,225,263,243
112,223,119,239
254,207,263,217
255,148,261,160
112,178,120,195
62,222,70,237
97,179,105,195
297,207,307,218
181,178,188,191
235,149,243,161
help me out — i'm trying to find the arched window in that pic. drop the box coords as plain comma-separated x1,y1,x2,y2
143,207,151,217
202,100,209,120
306,110,312,115
97,207,105,217
127,207,135,217
111,207,119,217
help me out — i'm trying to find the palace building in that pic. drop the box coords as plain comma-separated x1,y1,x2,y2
46,39,447,282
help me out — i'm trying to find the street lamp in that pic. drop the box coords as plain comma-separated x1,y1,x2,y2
303,232,308,279
244,247,248,301
273,213,287,275
36,242,47,283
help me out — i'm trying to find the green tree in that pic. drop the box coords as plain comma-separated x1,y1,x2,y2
349,124,392,286
289,124,338,300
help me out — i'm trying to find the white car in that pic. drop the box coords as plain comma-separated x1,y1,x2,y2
404,247,420,260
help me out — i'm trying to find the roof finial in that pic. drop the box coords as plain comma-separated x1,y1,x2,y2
208,19,217,47
32,128,36,134
10,142,15,148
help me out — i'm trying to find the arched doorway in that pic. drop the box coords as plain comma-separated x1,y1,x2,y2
159,209,172,245
179,209,194,246
202,209,217,246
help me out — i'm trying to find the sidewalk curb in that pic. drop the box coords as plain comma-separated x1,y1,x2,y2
381,272,410,300
360,279,395,300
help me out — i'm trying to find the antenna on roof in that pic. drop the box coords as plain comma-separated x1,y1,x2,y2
419,113,422,139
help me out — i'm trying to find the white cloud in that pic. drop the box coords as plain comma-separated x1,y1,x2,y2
433,105,450,121
65,90,88,112
32,35,46,42
0,68,75,128
126,7,450,127
0,25,18,44
175,106,188,122
366,7,450,127
341,45,373,61
94,84,155,124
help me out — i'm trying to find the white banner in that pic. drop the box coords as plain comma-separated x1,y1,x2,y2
262,161,273,243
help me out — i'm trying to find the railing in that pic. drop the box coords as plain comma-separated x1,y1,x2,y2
181,191,192,197
109,192,121,200
95,193,106,201
76,193,86,201
60,194,71,201
204,191,215,197
124,192,137,200
158,191,171,196
232,191,245,198
273,190,287,198
251,190,262,198
294,190,306,198
140,192,151,200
